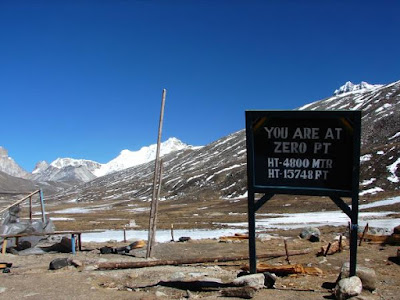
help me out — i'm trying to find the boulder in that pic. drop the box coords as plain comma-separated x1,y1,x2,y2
300,227,320,242
178,237,191,242
263,272,276,289
393,225,400,234
221,286,257,299
100,246,113,254
232,273,265,290
334,276,362,300
58,237,73,253
339,262,377,291
49,258,70,270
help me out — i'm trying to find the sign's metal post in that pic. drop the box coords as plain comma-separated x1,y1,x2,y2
350,204,358,276
247,190,257,273
350,113,361,276
245,114,257,273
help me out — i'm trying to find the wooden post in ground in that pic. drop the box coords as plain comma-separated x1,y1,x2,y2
147,89,166,259
39,189,46,223
170,224,175,242
284,239,290,264
1,239,7,254
359,223,369,246
29,196,32,221
324,243,332,257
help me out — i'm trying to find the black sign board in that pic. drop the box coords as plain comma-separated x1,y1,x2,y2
246,110,361,197
245,110,361,276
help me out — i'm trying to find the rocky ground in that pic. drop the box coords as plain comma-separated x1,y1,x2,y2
1,225,399,300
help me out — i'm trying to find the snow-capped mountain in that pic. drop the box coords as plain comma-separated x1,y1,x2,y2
0,147,30,179
94,137,195,177
333,81,383,96
31,158,102,183
300,80,400,195
49,79,400,204
32,137,195,183
32,161,49,174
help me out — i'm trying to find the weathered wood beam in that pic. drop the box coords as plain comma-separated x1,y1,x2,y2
97,249,311,270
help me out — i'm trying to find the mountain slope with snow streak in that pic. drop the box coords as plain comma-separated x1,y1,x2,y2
50,130,247,203
299,80,400,195
49,79,400,203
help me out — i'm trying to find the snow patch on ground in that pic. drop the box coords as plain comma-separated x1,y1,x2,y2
359,196,400,209
359,187,384,196
81,228,246,243
389,132,400,140
361,178,376,186
387,158,400,183
360,154,372,162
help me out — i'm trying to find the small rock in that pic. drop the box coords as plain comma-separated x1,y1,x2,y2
334,276,362,300
100,246,114,254
339,262,377,291
49,258,70,270
319,257,328,264
16,240,31,251
58,237,73,253
170,272,185,281
155,291,168,297
84,265,97,271
221,286,257,299
69,259,83,267
0,287,6,293
178,237,191,242
299,227,320,242
232,273,265,290
334,235,347,241
185,290,198,299
263,272,276,289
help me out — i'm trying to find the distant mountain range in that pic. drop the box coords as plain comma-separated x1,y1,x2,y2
1,80,399,201
0,138,196,193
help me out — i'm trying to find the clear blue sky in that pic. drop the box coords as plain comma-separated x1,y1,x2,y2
1,1,399,172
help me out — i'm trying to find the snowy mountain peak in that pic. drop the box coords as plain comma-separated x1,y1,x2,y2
50,158,101,171
0,146,30,178
32,161,49,174
333,81,382,96
93,137,194,177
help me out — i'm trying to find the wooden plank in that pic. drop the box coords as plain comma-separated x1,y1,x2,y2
358,233,400,244
242,263,323,276
0,190,40,214
97,249,311,270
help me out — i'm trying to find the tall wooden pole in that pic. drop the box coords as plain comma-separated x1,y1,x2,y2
150,159,164,253
146,89,166,258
